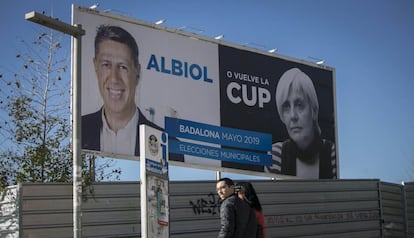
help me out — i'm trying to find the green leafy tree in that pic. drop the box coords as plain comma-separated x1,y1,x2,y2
0,28,120,189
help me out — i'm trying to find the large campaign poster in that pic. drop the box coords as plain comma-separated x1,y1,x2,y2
74,6,338,179
74,7,220,169
218,45,337,178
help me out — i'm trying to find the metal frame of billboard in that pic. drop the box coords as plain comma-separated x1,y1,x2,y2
74,5,339,180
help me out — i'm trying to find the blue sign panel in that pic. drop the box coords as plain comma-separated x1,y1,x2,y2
165,117,271,152
169,139,271,166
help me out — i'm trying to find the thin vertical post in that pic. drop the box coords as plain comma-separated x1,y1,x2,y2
72,24,82,238
215,171,221,181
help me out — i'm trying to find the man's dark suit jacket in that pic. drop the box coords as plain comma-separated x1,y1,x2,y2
81,107,162,156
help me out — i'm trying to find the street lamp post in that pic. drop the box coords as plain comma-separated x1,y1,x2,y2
25,10,85,238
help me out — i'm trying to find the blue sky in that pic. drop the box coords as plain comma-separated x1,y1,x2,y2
1,0,413,184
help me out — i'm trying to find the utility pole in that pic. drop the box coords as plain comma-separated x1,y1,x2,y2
25,10,85,238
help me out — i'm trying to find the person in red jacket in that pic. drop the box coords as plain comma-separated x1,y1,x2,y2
236,182,266,238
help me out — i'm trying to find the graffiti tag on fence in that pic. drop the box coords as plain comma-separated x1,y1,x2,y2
189,192,220,216
266,210,380,226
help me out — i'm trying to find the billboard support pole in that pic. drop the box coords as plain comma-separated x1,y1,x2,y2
72,24,83,238
215,171,221,181
25,11,85,238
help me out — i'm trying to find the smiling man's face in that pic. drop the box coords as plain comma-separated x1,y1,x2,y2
94,39,140,118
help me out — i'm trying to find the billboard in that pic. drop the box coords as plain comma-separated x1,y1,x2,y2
74,6,338,179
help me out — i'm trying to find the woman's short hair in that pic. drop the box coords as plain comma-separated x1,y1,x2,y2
275,68,320,132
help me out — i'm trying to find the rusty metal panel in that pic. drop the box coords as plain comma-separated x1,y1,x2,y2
14,179,393,238
171,180,219,236
20,182,141,238
405,182,414,238
170,179,383,238
253,180,382,238
380,181,406,238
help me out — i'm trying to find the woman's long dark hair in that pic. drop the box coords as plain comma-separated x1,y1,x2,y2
236,182,262,211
